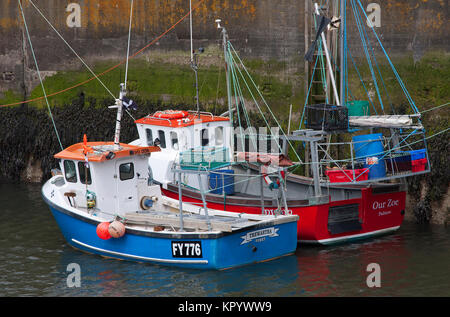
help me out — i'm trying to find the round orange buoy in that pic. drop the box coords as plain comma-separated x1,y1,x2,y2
108,220,126,238
96,222,111,240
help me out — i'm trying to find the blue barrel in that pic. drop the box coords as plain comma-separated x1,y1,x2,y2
352,133,386,179
209,170,235,195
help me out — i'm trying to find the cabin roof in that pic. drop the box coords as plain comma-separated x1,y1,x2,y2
135,110,229,128
54,142,160,162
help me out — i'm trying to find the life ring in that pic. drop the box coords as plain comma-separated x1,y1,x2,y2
261,165,279,190
261,166,286,190
153,110,189,120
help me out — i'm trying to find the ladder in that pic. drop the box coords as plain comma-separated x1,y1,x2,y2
305,1,340,106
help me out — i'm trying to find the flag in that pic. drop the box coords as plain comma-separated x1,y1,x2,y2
305,14,331,62
122,96,137,110
328,16,341,31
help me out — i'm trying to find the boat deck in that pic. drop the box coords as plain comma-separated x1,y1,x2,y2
124,200,297,233
124,211,256,232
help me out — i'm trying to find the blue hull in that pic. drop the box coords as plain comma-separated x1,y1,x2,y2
47,203,297,270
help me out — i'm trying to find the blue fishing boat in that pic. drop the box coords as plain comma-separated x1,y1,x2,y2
41,85,298,270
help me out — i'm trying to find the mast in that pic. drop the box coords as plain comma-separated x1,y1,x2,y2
339,0,346,106
113,0,134,150
113,84,125,150
189,0,194,64
216,19,232,125
216,19,234,162
313,3,340,106
189,0,201,118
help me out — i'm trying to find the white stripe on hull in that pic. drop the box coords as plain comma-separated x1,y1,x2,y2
71,239,209,264
299,226,400,245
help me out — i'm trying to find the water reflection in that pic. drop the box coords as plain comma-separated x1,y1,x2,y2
1,182,449,297
51,249,299,297
296,234,415,296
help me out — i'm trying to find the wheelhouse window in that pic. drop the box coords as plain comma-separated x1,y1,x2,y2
158,130,166,148
146,128,153,146
119,163,134,181
78,162,92,185
215,126,224,146
170,131,179,150
64,160,77,183
201,128,209,146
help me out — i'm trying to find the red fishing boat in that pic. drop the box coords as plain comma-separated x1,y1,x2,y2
132,2,429,244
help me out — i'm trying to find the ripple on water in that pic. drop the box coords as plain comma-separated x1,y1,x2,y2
1,182,449,296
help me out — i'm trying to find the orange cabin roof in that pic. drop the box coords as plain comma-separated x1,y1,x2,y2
135,110,229,128
54,142,161,162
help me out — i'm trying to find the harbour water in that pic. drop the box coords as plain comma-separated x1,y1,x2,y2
1,181,449,297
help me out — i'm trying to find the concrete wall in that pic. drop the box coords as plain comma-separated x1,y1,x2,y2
1,0,448,96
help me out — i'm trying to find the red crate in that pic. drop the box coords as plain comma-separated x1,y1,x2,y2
411,158,427,172
326,168,369,183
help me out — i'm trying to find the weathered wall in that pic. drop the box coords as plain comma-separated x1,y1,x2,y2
0,0,448,97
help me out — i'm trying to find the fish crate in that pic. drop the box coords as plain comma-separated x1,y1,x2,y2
386,152,412,173
306,104,349,131
179,146,230,170
411,158,428,173
326,168,369,183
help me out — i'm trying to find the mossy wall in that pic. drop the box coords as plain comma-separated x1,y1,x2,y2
0,94,188,182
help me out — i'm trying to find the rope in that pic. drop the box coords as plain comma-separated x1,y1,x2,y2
228,51,258,151
355,0,419,114
351,0,395,115
300,46,322,129
28,0,116,99
228,42,303,163
124,0,134,91
420,102,450,114
18,0,63,151
1,0,206,108
350,0,385,114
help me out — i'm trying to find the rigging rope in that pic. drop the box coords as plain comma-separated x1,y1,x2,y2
1,0,206,108
18,0,63,151
351,0,396,114
350,0,385,114
355,0,419,114
420,102,450,114
124,0,134,92
228,42,303,163
28,0,116,99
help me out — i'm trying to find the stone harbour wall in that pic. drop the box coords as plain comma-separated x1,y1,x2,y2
0,0,448,97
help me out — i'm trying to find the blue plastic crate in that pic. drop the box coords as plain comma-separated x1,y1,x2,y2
396,149,426,161
409,149,426,161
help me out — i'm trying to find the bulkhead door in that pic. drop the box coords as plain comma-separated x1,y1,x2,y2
115,159,138,214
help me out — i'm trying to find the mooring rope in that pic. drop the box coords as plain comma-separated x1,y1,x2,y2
18,0,63,151
1,0,206,108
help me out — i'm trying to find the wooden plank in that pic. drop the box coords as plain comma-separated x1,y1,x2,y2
125,213,233,232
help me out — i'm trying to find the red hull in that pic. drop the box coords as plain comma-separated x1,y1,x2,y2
162,187,405,245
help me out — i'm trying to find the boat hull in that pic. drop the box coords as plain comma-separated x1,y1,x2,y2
161,186,405,245
44,195,298,270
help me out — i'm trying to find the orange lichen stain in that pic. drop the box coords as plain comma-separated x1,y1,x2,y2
0,17,18,29
384,0,418,31
418,9,444,32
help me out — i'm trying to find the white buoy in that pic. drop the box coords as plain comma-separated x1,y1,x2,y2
108,220,126,238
